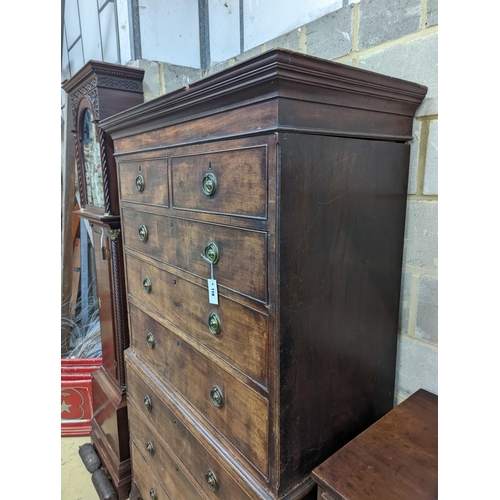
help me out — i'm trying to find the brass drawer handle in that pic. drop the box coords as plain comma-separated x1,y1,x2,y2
146,332,156,349
210,386,224,408
208,312,221,335
146,440,154,456
202,173,217,196
204,242,219,264
138,224,148,242
136,174,145,192
205,469,219,492
149,487,157,500
143,277,152,293
144,395,153,412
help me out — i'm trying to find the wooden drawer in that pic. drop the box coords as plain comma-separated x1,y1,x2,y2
128,402,254,500
118,158,168,206
125,254,268,386
122,209,267,302
126,351,268,488
171,145,268,219
130,438,201,500
128,303,269,474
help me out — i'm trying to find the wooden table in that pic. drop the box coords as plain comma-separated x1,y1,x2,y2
311,389,438,499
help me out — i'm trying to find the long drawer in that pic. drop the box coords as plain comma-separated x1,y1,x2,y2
129,403,253,500
128,303,269,475
126,353,269,493
170,145,268,219
122,209,268,302
125,253,268,386
130,438,200,500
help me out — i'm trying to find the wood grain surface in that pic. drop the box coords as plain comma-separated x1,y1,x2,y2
312,389,438,500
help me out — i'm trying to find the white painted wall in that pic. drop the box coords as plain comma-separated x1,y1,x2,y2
242,0,343,50
209,0,240,63
138,0,201,67
79,0,103,62
116,0,133,64
62,0,349,75
100,2,120,63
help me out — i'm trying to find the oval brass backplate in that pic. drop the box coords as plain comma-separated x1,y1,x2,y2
208,312,221,335
136,174,145,192
138,224,148,242
143,277,152,293
146,332,155,349
205,469,219,492
210,386,224,408
144,395,153,412
204,242,219,265
202,173,217,196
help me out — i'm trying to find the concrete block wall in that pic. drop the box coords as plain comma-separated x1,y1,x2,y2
134,0,438,405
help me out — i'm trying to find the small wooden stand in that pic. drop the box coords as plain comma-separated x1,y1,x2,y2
312,389,438,500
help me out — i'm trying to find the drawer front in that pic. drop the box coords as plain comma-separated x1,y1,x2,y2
122,209,267,302
171,146,267,218
129,304,269,474
125,254,268,386
128,402,253,500
131,438,201,500
118,158,168,206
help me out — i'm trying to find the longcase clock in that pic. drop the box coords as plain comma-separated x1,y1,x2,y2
62,61,144,500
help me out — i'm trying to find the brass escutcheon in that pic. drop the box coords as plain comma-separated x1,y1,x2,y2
138,224,148,242
210,386,224,408
202,173,217,196
204,242,219,265
208,312,221,335
149,488,157,500
205,469,219,492
136,174,145,192
143,277,152,293
146,440,154,456
146,332,155,349
144,395,153,412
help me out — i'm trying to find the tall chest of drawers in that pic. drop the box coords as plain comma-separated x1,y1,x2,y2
101,49,427,500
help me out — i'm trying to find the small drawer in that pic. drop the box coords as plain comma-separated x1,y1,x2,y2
125,255,268,386
122,209,268,302
118,158,168,206
130,438,201,500
128,304,269,475
171,145,267,218
128,403,253,500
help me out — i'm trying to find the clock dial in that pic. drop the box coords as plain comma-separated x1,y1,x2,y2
81,108,104,208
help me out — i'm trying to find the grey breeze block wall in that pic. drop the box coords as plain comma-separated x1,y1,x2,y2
129,0,438,406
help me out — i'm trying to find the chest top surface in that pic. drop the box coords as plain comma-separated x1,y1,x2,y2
100,48,427,150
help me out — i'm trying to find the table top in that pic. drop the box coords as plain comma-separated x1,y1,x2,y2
312,389,438,500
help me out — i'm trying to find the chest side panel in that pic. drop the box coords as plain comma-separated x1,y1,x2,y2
277,132,410,494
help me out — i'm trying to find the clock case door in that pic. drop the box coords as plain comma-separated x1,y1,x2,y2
63,61,145,500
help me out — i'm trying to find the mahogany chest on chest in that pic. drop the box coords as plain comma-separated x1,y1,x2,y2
101,49,427,500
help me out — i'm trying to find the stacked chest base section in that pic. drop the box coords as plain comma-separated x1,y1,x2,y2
101,49,427,500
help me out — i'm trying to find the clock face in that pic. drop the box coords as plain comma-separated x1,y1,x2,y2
81,108,104,208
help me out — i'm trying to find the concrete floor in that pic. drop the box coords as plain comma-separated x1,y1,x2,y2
61,436,101,500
